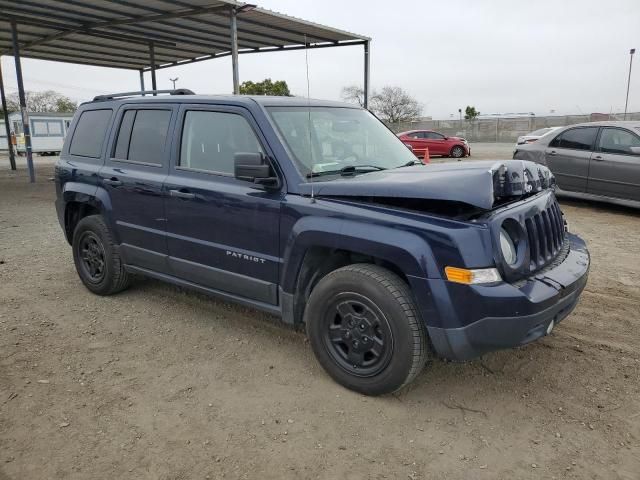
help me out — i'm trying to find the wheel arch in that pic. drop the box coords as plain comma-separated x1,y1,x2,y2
280,217,438,326
62,183,116,244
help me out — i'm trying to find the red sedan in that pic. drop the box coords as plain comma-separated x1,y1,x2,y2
397,130,470,160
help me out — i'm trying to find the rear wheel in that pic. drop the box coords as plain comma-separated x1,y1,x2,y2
305,264,429,395
451,145,465,158
72,215,131,295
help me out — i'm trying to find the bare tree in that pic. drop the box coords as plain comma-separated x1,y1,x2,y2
370,86,422,123
3,90,78,114
341,85,365,107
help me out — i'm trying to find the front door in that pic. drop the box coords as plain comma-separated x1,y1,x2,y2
588,127,640,201
100,105,175,272
424,131,448,155
545,126,598,192
163,105,281,305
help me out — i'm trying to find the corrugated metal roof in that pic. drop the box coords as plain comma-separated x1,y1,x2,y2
0,0,369,71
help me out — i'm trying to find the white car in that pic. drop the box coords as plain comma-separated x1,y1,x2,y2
515,127,562,147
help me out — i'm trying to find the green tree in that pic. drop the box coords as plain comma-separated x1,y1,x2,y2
4,90,77,113
239,79,291,96
464,105,480,121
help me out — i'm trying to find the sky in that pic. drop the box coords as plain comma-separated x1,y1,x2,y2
1,0,639,119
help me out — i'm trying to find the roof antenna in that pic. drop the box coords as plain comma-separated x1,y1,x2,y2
305,34,315,203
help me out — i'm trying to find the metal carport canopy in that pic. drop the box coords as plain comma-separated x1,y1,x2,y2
0,0,371,182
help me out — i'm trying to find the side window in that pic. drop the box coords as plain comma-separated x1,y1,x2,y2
598,128,640,155
32,120,49,136
48,121,62,136
549,127,598,151
112,109,172,165
179,111,263,174
426,132,445,140
32,120,63,136
409,132,424,139
69,109,113,158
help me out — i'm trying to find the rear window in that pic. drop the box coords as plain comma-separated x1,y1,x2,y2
549,127,598,151
69,109,112,158
112,109,171,165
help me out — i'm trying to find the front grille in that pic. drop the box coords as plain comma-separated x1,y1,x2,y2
524,200,566,272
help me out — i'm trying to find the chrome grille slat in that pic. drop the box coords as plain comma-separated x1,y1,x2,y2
547,207,560,250
523,198,566,273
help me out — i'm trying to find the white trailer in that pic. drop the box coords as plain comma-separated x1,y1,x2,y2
6,112,74,155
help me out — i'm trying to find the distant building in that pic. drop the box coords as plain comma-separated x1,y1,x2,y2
1,111,74,154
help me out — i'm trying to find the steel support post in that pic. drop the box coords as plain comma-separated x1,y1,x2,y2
11,20,35,182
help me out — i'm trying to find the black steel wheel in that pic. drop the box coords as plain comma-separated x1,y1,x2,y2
72,215,131,295
77,231,106,283
305,264,429,396
323,293,394,377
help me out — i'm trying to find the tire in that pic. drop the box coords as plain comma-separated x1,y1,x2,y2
72,215,131,295
305,264,429,395
451,145,465,158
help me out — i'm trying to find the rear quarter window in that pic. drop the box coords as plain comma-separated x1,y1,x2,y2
69,109,113,158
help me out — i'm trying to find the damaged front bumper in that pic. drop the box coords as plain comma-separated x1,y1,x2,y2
424,233,589,361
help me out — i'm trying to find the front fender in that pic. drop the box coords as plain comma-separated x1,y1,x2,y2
280,216,439,293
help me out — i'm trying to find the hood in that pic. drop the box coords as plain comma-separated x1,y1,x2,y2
299,160,555,211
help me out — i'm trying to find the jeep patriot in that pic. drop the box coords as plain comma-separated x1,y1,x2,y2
55,90,590,395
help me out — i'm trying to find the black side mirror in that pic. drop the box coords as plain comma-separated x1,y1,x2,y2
234,152,280,189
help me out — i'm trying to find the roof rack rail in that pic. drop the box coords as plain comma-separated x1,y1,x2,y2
93,89,195,101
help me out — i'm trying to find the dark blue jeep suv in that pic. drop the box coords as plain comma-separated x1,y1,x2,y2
55,90,589,395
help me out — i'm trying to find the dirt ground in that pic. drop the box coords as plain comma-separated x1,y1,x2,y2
1,148,639,480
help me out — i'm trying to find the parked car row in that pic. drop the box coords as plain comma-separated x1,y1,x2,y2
514,121,640,206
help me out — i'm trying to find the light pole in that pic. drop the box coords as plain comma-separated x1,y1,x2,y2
170,77,179,89
624,48,635,120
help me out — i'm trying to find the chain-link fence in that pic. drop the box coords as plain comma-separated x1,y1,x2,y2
387,112,640,142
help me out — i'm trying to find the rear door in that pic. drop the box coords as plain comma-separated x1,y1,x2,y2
545,126,598,192
588,127,640,201
163,104,282,305
100,105,175,273
404,131,428,156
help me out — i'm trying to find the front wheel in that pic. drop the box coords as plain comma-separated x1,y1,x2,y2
451,145,465,158
305,264,429,395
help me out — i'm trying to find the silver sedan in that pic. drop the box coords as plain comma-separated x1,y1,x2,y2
513,121,640,207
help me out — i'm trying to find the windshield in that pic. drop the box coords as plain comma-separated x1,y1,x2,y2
268,107,418,178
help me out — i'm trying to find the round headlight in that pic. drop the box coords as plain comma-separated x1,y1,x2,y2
499,228,517,266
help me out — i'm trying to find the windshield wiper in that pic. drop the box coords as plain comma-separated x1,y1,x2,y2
306,164,387,178
397,160,419,168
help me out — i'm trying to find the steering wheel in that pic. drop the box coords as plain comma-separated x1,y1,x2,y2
332,140,361,163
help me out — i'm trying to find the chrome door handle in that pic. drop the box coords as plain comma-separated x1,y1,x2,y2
593,155,604,161
169,189,195,199
549,150,557,156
